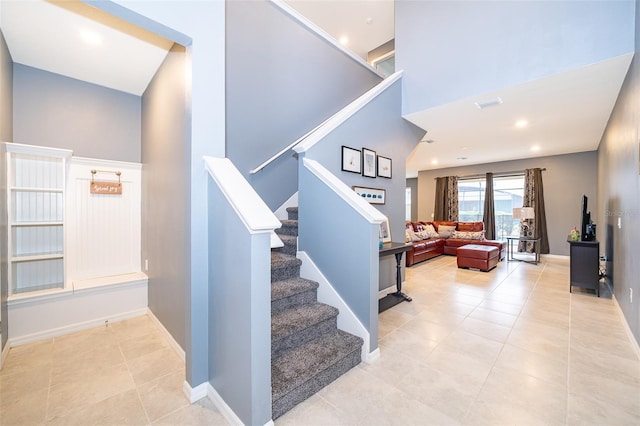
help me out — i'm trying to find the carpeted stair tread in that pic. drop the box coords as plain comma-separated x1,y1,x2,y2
274,220,299,237
274,234,297,256
271,278,319,314
286,207,298,220
271,252,302,282
272,303,338,357
272,330,363,417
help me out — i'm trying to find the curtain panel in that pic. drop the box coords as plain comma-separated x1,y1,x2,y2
519,168,550,253
483,173,495,240
434,176,458,221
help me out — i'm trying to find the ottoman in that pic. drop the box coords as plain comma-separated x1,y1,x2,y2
457,244,499,272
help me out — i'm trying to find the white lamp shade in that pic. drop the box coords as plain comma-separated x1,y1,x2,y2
513,207,535,219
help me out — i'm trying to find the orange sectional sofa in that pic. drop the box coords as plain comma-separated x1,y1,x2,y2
405,221,505,267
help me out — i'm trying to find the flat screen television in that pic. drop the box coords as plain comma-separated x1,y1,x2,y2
581,194,592,241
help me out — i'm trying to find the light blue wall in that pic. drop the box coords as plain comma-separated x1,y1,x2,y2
225,0,382,210
597,0,640,347
99,0,226,389
12,64,141,162
141,44,188,350
208,181,271,425
396,0,636,114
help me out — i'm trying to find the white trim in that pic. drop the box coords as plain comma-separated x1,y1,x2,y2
612,294,640,360
269,0,382,78
183,381,208,404
1,338,10,369
71,156,142,170
297,251,373,361
274,192,298,221
147,308,185,361
8,307,147,347
73,272,148,293
204,156,281,233
270,231,284,249
365,347,381,364
371,50,395,67
294,72,402,154
4,142,72,158
302,158,385,224
207,383,245,426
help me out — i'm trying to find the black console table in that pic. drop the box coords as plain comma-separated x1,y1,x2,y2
378,242,413,313
567,239,600,297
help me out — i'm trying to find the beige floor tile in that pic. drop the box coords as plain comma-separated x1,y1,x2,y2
127,347,184,386
477,298,523,316
137,370,189,422
569,344,640,387
567,391,640,426
46,389,148,426
468,306,518,328
153,396,228,426
275,393,351,426
0,364,51,407
50,344,125,384
358,346,416,388
426,343,494,389
400,316,458,344
0,387,48,425
437,329,504,366
494,343,568,386
0,339,53,377
378,327,440,360
569,366,640,416
119,331,170,362
458,316,511,343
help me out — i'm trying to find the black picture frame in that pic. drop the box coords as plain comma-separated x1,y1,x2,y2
341,146,361,174
377,155,392,178
362,148,376,178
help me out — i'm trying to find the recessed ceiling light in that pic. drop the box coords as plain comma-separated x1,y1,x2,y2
431,159,438,165
339,36,349,46
531,145,541,152
366,17,373,25
461,146,468,150
474,97,503,109
515,119,528,128
79,29,103,46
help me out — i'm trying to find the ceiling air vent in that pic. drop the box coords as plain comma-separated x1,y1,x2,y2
474,97,503,109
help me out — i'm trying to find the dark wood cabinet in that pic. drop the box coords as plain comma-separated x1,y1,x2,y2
568,239,600,297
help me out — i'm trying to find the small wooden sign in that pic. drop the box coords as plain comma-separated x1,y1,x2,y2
90,181,122,195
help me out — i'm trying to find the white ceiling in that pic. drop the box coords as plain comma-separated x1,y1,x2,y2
0,0,172,96
0,0,632,178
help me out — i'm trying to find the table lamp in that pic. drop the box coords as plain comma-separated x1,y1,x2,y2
513,207,535,236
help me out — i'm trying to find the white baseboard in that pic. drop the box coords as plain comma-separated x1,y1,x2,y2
365,347,380,364
207,383,245,426
147,308,185,361
1,338,10,369
8,307,147,347
612,294,640,360
274,192,298,220
183,380,208,403
297,251,372,361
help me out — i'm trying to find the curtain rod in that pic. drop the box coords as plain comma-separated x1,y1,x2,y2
434,168,546,180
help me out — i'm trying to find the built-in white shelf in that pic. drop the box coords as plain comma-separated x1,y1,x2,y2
11,187,64,193
11,222,64,227
11,254,64,263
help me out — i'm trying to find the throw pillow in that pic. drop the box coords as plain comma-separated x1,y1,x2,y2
437,225,456,238
406,228,422,242
423,224,439,239
451,230,485,240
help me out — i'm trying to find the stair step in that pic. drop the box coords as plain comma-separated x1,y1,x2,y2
271,277,318,314
271,252,301,282
272,303,338,358
275,220,298,237
271,330,363,419
273,234,297,256
286,207,298,221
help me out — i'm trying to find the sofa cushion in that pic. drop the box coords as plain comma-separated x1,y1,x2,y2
457,222,484,232
433,221,456,231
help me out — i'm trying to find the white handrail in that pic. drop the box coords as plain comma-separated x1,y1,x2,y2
249,117,331,175
302,158,385,224
204,156,281,233
269,0,382,78
294,71,403,154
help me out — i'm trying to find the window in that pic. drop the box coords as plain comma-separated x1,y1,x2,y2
405,187,411,221
458,174,525,240
372,52,395,78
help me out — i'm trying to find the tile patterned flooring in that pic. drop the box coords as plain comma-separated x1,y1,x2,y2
1,255,639,425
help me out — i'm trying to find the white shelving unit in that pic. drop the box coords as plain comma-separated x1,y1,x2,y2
6,143,72,297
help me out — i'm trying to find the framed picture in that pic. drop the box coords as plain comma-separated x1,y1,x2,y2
341,146,361,174
377,156,392,178
353,186,386,205
379,216,391,243
362,148,377,178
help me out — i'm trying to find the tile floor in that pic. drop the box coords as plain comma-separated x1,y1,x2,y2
1,255,639,425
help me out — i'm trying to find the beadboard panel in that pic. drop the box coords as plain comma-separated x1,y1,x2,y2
66,157,142,282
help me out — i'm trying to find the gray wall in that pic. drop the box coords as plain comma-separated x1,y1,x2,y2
597,0,640,346
141,44,188,350
406,177,418,222
225,0,383,210
0,30,11,352
13,64,141,162
417,152,598,256
1,29,12,142
396,0,636,115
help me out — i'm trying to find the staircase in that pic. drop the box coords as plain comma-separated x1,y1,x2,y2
271,207,363,419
